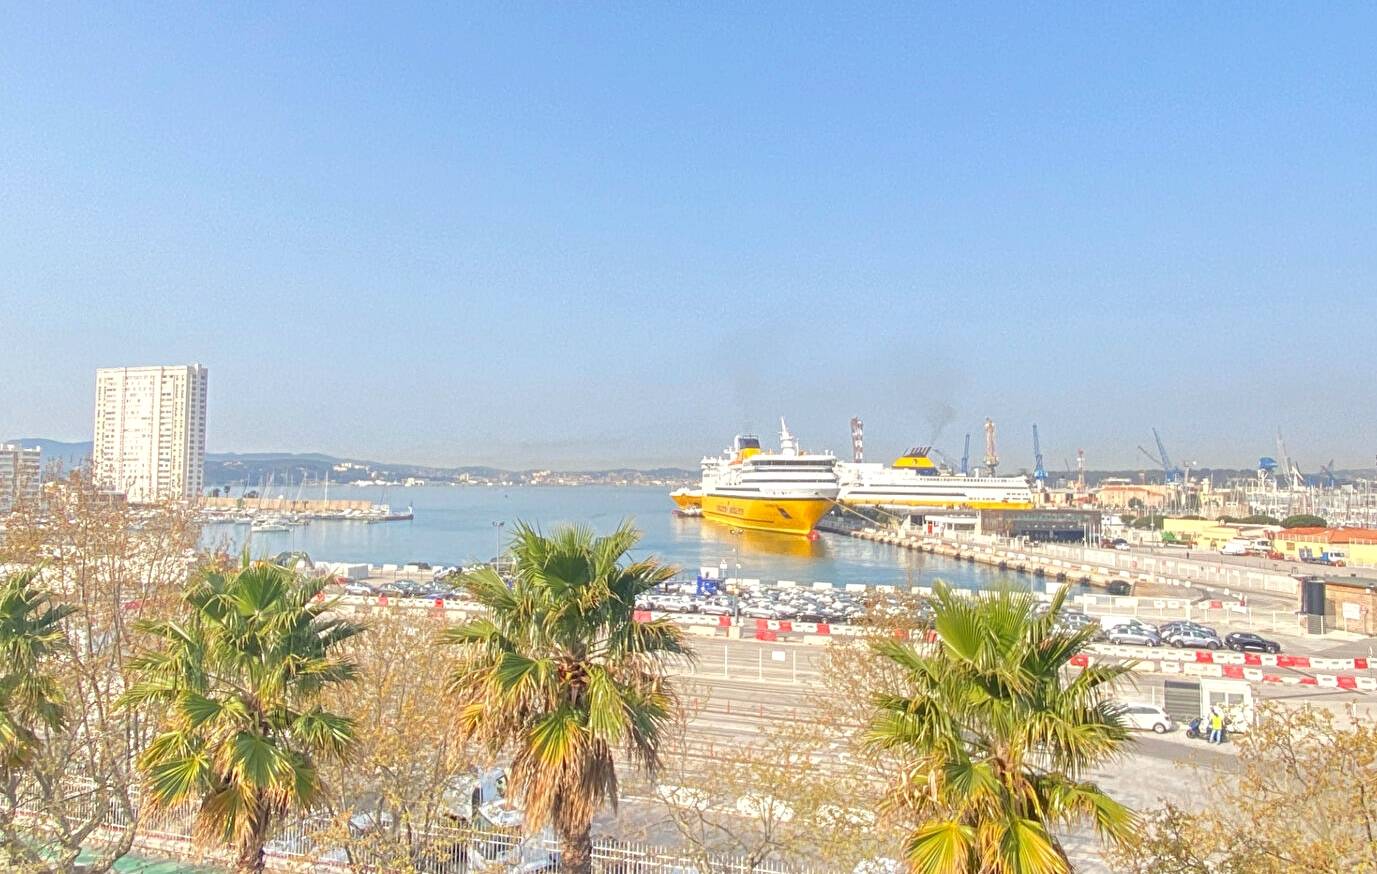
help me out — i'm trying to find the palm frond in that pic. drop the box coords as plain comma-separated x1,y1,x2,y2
905,820,976,874
869,580,1135,873
122,560,359,863
439,518,686,852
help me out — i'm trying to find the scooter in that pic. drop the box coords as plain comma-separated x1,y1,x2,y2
1186,716,1229,744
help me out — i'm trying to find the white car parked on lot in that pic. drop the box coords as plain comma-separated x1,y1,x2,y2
1118,702,1173,734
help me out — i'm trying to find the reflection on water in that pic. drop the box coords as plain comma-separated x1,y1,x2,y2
683,516,828,561
203,485,1039,590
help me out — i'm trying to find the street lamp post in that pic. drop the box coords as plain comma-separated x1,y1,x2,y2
492,521,505,572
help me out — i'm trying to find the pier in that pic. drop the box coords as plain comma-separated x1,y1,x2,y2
197,495,412,522
841,525,1304,601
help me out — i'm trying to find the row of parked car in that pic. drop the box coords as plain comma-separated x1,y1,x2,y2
637,584,870,624
1099,617,1281,653
338,578,470,602
334,576,1286,659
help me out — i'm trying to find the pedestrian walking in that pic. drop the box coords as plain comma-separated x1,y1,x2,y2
1208,707,1224,744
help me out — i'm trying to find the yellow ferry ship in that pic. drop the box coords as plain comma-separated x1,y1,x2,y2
682,420,839,537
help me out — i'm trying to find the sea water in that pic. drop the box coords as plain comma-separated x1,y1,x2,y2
203,484,1039,590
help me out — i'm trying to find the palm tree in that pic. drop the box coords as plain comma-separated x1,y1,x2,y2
0,570,73,768
441,520,690,874
866,582,1136,874
120,559,362,874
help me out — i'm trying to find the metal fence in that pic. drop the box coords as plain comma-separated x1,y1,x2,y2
27,778,824,874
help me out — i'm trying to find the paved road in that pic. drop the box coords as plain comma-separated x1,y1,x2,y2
671,640,1264,764
651,642,1249,873
1126,541,1377,584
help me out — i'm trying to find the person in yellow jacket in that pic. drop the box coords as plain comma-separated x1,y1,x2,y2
1208,708,1225,744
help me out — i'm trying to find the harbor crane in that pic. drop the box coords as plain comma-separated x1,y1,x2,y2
1321,460,1338,488
983,418,999,476
1275,430,1307,492
960,433,971,476
1031,424,1047,489
1136,428,1183,483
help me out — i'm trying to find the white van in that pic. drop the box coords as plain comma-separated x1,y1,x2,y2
1118,702,1173,734
1220,539,1251,556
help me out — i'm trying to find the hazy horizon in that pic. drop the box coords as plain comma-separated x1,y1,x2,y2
3,6,1374,470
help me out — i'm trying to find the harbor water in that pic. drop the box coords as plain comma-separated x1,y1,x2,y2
204,485,1041,590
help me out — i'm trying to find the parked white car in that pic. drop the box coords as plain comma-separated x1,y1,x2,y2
1119,702,1173,734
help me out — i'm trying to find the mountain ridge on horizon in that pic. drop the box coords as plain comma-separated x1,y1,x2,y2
10,438,1376,486
4,438,696,480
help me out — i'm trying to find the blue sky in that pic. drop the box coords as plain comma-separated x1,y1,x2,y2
2,4,1374,470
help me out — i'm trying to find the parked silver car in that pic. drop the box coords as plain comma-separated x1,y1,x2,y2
1163,627,1222,649
1106,626,1162,647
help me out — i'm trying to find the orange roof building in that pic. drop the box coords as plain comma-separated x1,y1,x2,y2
1271,527,1377,567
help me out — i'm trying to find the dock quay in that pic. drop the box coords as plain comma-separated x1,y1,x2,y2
842,525,1304,601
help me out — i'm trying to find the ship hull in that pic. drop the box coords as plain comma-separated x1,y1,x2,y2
701,494,833,535
670,489,703,510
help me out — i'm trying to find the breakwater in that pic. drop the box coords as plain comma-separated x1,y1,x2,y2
845,526,1302,599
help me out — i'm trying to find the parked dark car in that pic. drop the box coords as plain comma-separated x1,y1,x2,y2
1225,631,1281,654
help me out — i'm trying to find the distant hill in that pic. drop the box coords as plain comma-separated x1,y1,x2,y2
9,437,1372,487
7,438,695,486
3,439,92,470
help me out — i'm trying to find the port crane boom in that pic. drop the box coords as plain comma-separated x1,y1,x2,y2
1138,428,1183,483
1321,460,1338,488
1032,424,1046,489
960,433,971,476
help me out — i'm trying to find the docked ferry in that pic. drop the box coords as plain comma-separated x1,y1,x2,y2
669,487,702,511
692,420,840,536
837,447,1034,510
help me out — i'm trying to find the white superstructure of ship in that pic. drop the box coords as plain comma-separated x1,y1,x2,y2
837,446,1034,511
675,419,840,535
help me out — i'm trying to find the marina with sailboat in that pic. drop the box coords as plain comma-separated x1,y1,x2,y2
198,470,413,526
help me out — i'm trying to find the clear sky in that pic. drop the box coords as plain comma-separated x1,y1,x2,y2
2,4,1374,471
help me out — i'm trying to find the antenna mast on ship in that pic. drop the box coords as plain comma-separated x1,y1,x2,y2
779,417,799,457
850,417,864,462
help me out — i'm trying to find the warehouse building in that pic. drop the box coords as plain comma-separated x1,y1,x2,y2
1270,527,1377,568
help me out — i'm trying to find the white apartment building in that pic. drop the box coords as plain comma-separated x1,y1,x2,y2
93,364,208,502
0,444,41,513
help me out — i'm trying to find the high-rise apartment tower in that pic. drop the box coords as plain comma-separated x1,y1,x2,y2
93,364,208,502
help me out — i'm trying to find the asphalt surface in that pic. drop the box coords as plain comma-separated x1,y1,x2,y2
1127,541,1377,584
613,637,1254,871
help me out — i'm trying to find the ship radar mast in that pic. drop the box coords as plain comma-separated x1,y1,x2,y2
779,417,799,457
